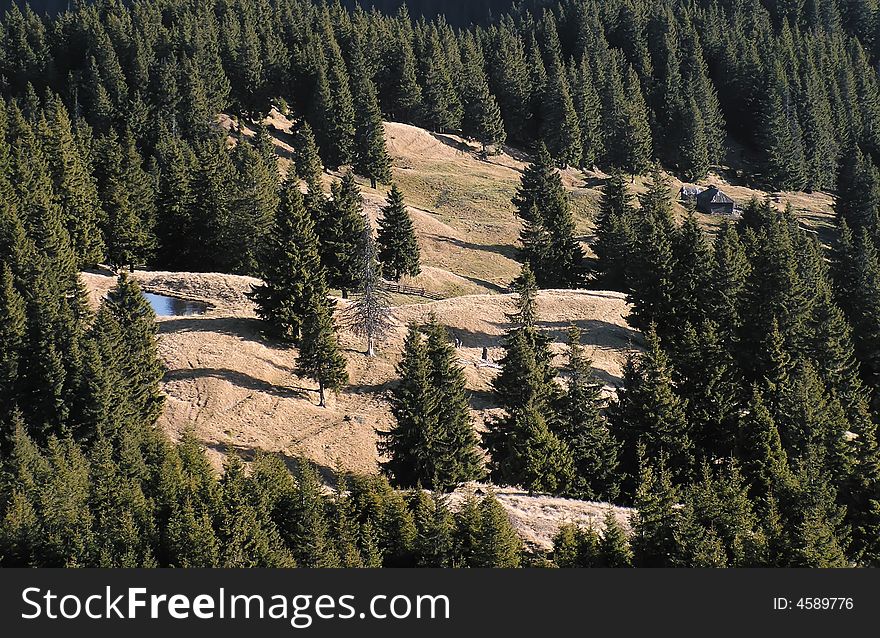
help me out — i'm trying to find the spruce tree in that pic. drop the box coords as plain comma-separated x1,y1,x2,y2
379,323,440,488
249,181,327,344
762,61,807,191
424,317,485,488
153,135,196,270
460,36,506,154
603,62,652,177
296,295,348,409
556,327,620,501
629,454,681,567
376,184,420,281
350,37,392,189
484,328,573,494
627,169,679,332
593,171,636,290
43,96,104,267
344,222,391,357
318,172,366,298
572,55,603,169
230,141,278,275
473,492,522,567
0,264,26,431
599,511,633,567
105,273,165,426
512,144,583,288
611,327,693,496
294,122,324,193
419,30,462,133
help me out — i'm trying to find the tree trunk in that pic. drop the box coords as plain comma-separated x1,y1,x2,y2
370,177,377,189
318,378,326,408
342,289,348,300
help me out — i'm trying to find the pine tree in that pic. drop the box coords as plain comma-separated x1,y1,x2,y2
344,222,391,357
379,323,440,488
249,181,327,344
294,122,324,193
460,36,506,153
376,184,420,281
424,317,484,488
593,171,636,290
318,172,366,298
556,327,620,501
512,144,583,288
297,295,348,408
350,37,392,189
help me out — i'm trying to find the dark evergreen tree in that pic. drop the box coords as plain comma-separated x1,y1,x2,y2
556,327,620,501
318,172,366,298
376,184,420,281
296,294,348,408
350,37,392,189
512,143,583,288
250,181,327,344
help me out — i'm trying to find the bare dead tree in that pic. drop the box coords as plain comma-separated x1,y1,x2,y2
344,219,392,356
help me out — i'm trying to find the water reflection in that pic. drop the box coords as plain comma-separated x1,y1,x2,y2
144,292,208,317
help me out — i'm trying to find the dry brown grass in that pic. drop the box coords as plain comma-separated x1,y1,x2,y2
112,117,836,542
81,271,635,475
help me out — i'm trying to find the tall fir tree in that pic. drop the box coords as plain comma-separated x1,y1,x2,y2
376,184,420,281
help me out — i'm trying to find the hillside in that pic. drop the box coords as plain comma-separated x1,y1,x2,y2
223,111,836,298
82,269,634,473
83,116,841,544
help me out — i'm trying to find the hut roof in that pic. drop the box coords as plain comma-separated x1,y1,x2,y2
696,185,734,205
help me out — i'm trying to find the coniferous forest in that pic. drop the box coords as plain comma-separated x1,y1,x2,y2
2,0,880,568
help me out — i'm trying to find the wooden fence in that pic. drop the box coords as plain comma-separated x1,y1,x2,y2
379,281,445,301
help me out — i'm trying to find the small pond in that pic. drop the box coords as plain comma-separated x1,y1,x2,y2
144,292,209,317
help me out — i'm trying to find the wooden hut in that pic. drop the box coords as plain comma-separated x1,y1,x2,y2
695,186,735,215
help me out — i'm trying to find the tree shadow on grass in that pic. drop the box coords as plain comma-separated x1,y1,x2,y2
163,367,308,399
426,234,519,260
158,316,276,347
